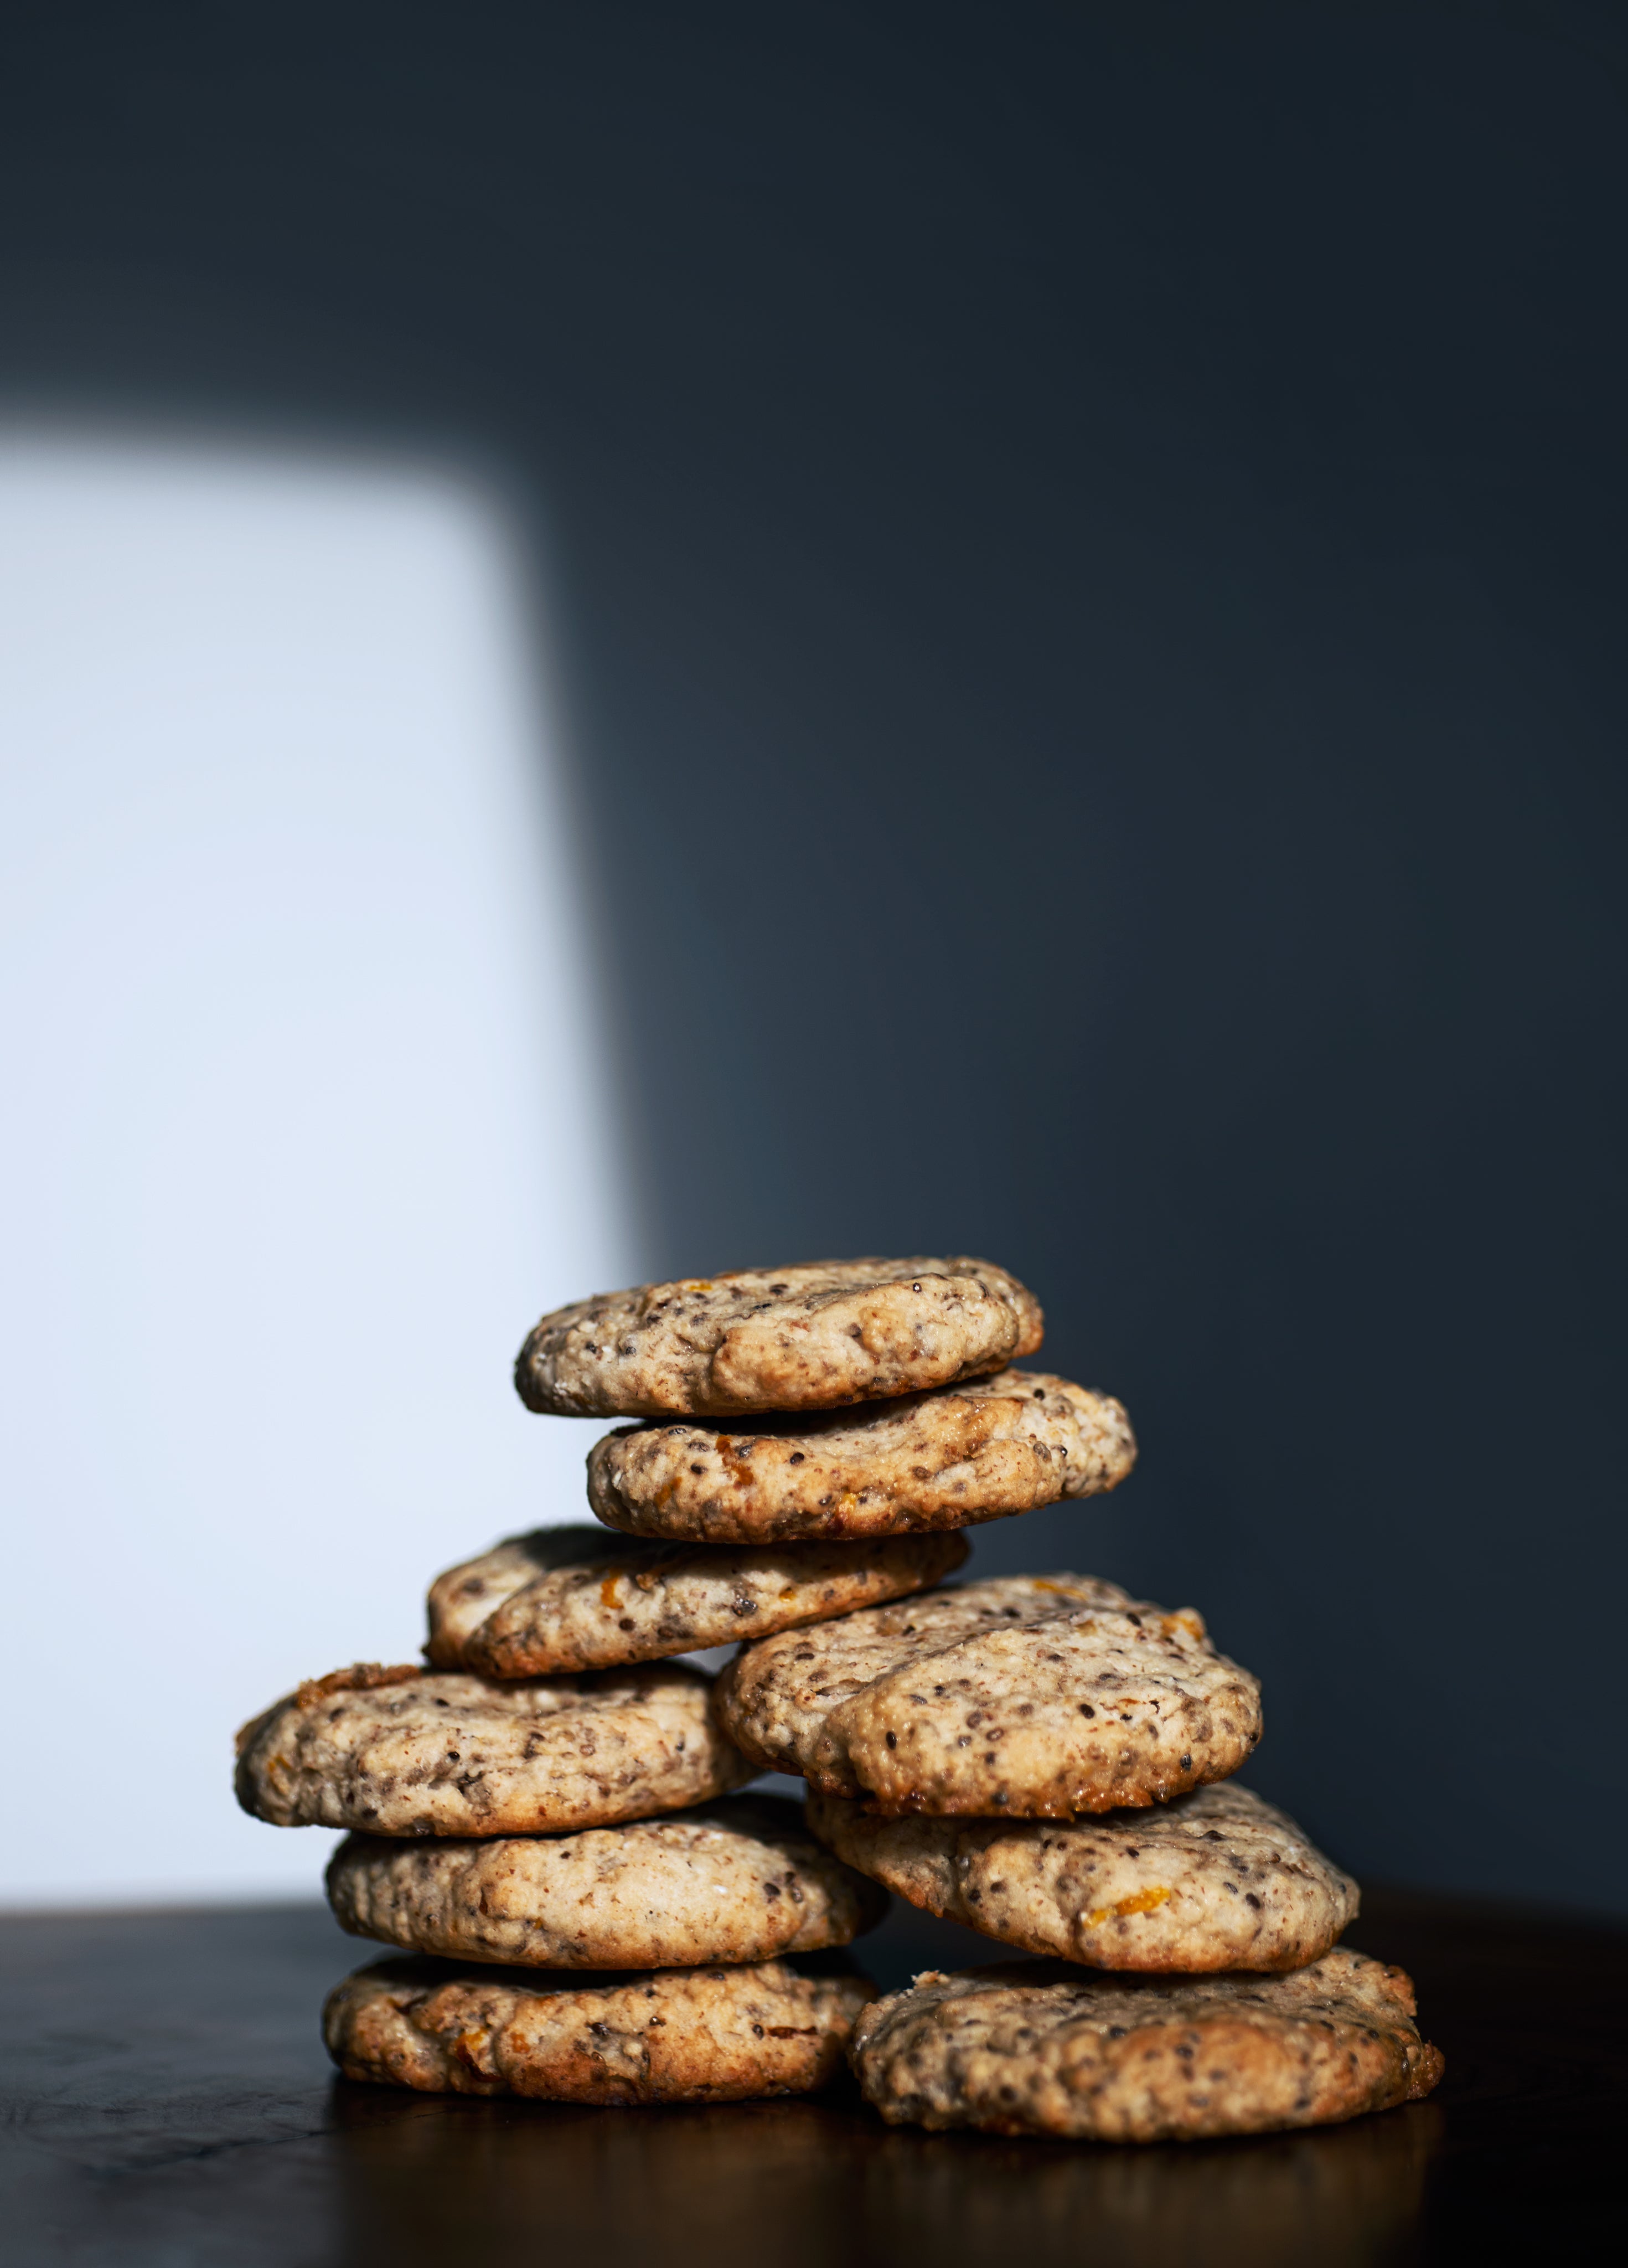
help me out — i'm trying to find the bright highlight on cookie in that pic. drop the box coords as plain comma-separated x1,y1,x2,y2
232,1250,1440,2133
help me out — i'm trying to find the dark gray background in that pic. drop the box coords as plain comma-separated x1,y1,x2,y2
4,2,1624,1910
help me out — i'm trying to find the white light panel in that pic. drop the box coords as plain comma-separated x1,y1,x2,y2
0,434,635,1904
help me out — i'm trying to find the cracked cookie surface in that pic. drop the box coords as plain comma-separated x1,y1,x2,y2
515,1256,1042,1418
327,1794,887,1967
325,1953,875,2102
587,1370,1134,1543
235,1661,750,1836
426,1523,967,1676
850,1950,1443,2140
808,1782,1355,1970
713,1574,1262,1816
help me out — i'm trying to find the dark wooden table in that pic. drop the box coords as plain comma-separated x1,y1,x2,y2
4,1886,1624,2265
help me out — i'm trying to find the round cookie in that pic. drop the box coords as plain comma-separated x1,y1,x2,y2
426,1523,969,1677
235,1661,750,1836
808,1781,1356,1971
325,1953,874,2103
849,1950,1444,2141
327,1794,888,1968
514,1256,1043,1419
713,1574,1262,1816
587,1371,1135,1544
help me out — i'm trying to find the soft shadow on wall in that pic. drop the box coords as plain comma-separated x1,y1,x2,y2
0,433,636,1904
526,9,1628,1918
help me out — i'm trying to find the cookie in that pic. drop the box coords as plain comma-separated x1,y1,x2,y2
325,1953,874,2103
808,1781,1356,1971
326,1794,888,1968
426,1523,969,1677
514,1256,1043,1418
713,1574,1262,1815
586,1370,1135,1544
235,1661,750,1836
849,1950,1444,2141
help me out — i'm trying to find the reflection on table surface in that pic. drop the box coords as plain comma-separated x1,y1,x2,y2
332,2077,1441,2268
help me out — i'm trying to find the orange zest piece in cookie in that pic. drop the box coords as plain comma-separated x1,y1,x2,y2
1085,1885,1171,1928
1160,1610,1206,1642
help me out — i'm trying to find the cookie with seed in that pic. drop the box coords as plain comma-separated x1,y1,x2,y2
586,1370,1135,1544
325,1953,874,2103
327,1793,887,1968
808,1781,1355,1971
515,1256,1043,1419
426,1523,969,1676
850,1950,1443,2141
713,1574,1262,1816
235,1661,749,1837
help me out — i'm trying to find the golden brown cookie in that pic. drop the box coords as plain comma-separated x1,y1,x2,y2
426,1523,968,1676
714,1574,1262,1816
326,1795,887,1967
850,1951,1444,2140
235,1661,749,1836
514,1256,1043,1418
586,1371,1135,1543
325,1953,874,2102
808,1781,1356,1970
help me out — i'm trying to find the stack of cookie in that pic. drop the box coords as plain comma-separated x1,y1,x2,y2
234,1257,1086,2105
235,1655,874,2104
720,1585,1442,2140
235,1254,1443,2140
